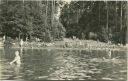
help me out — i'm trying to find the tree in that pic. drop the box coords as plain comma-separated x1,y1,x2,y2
0,0,66,42
60,1,127,44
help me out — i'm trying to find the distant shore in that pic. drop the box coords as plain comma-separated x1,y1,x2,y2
9,39,127,51
11,46,126,52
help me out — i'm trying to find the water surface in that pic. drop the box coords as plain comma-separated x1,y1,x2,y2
0,47,127,80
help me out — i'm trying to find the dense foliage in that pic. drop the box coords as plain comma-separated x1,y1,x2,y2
0,1,127,44
0,0,66,42
60,1,127,44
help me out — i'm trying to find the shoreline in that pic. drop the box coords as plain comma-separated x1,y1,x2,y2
0,39,127,51
10,46,127,51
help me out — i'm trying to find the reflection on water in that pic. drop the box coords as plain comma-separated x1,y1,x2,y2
0,47,127,80
8,63,21,80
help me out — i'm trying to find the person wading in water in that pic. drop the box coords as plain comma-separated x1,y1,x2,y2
20,39,23,47
10,51,21,78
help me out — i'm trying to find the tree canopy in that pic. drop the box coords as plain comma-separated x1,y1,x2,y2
0,1,127,44
60,1,127,44
0,0,66,42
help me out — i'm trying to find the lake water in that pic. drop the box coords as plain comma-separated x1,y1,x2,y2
0,47,127,80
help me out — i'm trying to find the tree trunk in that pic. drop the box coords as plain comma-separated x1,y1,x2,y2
106,1,108,31
126,1,128,46
99,2,100,30
106,1,109,42
45,0,48,27
116,0,117,32
19,33,21,40
127,2,128,80
120,2,123,44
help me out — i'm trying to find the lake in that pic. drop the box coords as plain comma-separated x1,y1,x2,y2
0,47,127,80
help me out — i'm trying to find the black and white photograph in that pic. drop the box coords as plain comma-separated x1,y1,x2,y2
0,0,127,80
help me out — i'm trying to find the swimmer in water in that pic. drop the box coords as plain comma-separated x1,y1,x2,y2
10,51,21,66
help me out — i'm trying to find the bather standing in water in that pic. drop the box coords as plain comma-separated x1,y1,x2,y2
20,39,23,47
3,35,5,43
10,51,21,78
108,49,111,59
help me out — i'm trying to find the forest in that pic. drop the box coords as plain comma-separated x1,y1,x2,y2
0,0,127,45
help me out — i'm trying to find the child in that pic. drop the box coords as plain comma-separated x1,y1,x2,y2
10,51,21,66
10,51,21,78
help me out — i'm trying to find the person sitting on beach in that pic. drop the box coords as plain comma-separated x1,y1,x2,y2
10,51,21,66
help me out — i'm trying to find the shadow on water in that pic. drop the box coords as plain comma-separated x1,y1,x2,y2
0,46,127,80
